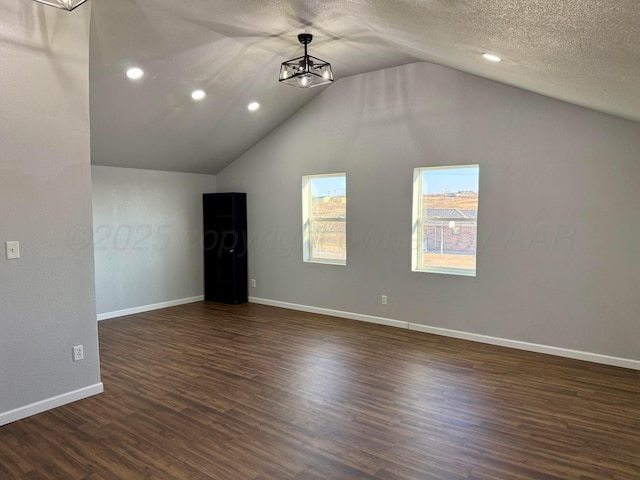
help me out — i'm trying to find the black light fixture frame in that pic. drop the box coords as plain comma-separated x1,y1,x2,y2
33,0,89,11
279,34,334,88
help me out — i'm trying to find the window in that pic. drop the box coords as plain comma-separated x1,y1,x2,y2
302,173,346,265
412,165,479,276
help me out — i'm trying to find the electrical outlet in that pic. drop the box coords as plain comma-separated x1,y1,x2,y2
381,295,388,305
250,279,256,288
72,345,84,362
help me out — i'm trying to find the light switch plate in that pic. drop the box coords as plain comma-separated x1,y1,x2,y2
6,241,20,259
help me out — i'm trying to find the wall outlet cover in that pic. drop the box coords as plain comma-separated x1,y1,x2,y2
72,345,84,362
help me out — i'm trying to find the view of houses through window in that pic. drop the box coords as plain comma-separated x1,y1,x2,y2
412,165,479,276
302,173,346,265
302,167,478,274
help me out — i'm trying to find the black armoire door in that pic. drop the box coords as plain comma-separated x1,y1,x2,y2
203,193,248,304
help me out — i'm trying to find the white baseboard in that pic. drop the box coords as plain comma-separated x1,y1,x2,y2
249,297,640,371
0,382,104,427
407,323,639,370
97,295,205,321
249,297,409,329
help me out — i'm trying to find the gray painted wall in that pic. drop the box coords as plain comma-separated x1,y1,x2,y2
92,166,216,315
0,2,101,414
217,62,640,361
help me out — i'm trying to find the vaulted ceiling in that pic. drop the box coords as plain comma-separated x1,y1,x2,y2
89,0,640,175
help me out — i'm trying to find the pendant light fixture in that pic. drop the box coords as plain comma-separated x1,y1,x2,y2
33,0,88,11
279,34,334,88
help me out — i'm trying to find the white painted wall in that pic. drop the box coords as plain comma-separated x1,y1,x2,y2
0,1,102,422
217,62,640,362
92,166,216,316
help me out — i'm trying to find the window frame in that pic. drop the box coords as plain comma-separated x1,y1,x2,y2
302,173,347,266
411,165,479,277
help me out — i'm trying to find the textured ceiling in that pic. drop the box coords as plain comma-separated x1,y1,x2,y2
90,0,640,175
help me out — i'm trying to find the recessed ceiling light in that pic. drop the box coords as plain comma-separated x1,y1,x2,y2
126,67,144,80
191,90,206,101
247,102,260,112
482,53,502,63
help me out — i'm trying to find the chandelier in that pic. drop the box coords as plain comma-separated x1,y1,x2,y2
279,34,334,88
33,0,88,11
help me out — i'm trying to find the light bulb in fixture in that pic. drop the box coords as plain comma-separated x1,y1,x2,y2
323,67,331,80
247,102,260,112
191,90,206,101
482,53,502,63
298,75,311,87
126,67,144,80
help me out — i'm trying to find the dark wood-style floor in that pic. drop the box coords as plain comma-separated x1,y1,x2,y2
1,302,638,479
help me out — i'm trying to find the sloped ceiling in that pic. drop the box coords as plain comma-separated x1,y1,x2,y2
89,0,640,175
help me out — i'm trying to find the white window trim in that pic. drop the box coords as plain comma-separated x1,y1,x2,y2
302,173,346,265
411,165,479,276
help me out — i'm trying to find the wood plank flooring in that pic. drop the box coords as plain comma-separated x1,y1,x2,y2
1,301,639,479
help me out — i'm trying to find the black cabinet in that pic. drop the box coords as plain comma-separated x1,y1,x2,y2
203,193,248,304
